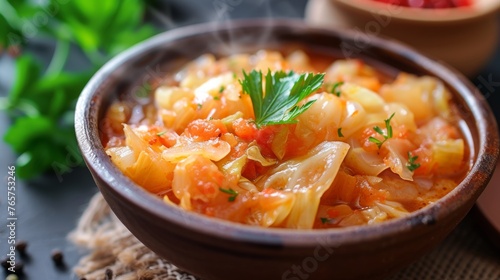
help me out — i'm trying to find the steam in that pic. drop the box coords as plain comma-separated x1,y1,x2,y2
128,1,304,104
147,1,304,56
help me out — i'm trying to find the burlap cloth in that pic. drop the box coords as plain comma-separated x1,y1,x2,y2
70,193,500,280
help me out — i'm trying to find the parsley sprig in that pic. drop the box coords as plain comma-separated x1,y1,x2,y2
368,113,395,149
219,187,239,202
240,69,324,128
407,152,421,172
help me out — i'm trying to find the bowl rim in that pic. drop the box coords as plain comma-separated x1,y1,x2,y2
332,0,500,23
75,18,499,247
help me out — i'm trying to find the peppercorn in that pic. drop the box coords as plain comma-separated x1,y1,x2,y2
105,268,113,280
2,261,23,275
51,249,64,266
15,241,28,254
1,257,9,270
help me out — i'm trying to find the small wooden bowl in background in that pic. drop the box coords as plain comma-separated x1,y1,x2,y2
306,0,500,77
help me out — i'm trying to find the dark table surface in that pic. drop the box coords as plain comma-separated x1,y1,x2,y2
0,1,499,279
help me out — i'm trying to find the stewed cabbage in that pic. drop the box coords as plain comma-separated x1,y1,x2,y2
101,50,468,229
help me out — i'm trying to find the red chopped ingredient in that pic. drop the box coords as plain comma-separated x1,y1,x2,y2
157,130,178,147
373,0,472,8
242,161,258,180
255,126,278,157
359,127,383,153
191,157,225,196
411,147,434,176
242,161,272,181
232,118,258,141
327,208,340,218
186,119,227,141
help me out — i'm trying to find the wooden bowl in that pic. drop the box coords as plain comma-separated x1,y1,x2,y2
75,20,499,280
306,0,500,77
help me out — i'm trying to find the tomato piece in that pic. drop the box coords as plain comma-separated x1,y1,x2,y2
242,161,258,180
285,132,307,158
256,126,277,157
158,131,178,147
359,127,381,153
232,118,258,141
185,119,227,141
189,156,225,198
133,126,175,150
327,208,340,218
411,147,433,176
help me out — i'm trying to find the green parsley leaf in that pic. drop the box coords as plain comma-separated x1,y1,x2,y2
3,115,81,179
7,55,41,110
368,137,383,147
1,0,159,180
373,126,385,136
0,13,22,49
337,127,344,138
240,69,324,128
219,187,238,202
54,0,157,60
369,113,395,149
320,217,333,224
157,131,167,136
385,114,394,138
407,152,421,172
219,85,225,93
329,81,344,97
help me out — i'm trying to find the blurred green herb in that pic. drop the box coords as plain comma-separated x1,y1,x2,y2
368,113,395,149
320,217,334,224
406,152,421,172
0,0,158,179
337,127,343,138
328,81,343,97
219,187,238,202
